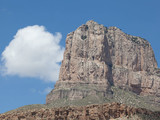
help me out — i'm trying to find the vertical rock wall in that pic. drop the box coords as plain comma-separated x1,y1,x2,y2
47,21,160,104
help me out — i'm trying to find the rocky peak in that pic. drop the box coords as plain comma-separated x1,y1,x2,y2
86,20,99,26
47,20,160,104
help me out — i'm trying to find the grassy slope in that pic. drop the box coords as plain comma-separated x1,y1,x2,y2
6,86,160,114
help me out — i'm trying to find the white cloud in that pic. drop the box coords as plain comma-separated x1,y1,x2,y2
1,25,64,82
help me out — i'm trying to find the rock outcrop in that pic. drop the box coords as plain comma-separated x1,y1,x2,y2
47,20,160,104
1,103,160,120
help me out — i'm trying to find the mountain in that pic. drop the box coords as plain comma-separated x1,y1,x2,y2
1,20,160,120
47,20,160,105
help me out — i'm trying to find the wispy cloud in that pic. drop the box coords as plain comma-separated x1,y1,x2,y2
38,87,53,94
42,87,52,94
30,87,52,94
0,8,11,15
1,25,64,82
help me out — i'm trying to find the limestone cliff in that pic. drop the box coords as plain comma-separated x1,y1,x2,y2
47,20,160,104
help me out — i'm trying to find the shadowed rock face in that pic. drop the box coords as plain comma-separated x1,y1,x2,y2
46,20,160,104
106,26,159,95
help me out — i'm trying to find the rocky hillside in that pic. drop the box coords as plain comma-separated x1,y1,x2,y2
47,20,160,105
1,102,160,120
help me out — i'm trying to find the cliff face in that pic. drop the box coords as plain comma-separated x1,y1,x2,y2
46,20,160,104
107,26,160,96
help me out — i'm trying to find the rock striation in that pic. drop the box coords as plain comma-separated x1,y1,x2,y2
47,20,160,104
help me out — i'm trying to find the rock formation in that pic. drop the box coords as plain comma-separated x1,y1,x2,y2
47,20,160,104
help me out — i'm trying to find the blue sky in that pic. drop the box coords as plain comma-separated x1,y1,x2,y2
0,0,160,113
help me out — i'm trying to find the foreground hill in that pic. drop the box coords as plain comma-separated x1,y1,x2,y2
1,102,160,120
